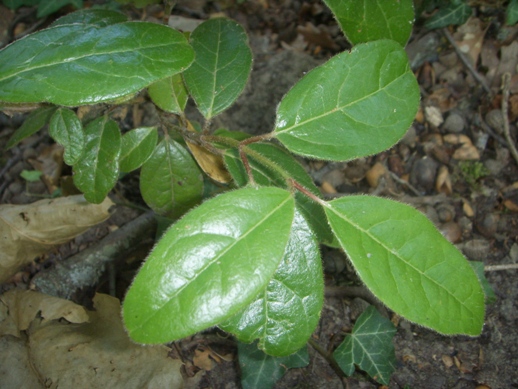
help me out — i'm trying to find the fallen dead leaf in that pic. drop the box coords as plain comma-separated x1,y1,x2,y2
0,195,113,283
443,134,480,160
463,199,475,217
365,162,387,188
0,292,183,388
453,17,487,66
436,165,452,195
193,348,216,371
442,354,454,368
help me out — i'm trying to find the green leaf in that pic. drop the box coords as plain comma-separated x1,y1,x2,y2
183,18,252,119
507,0,518,25
122,187,295,343
237,341,309,389
119,127,158,172
220,209,323,356
274,40,419,162
140,138,203,218
36,0,83,17
49,108,85,165
424,0,472,29
6,106,58,149
323,0,414,46
333,306,396,385
72,116,121,204
224,143,335,245
470,261,496,304
20,169,42,182
50,8,128,27
115,0,161,7
148,74,188,115
325,195,485,335
0,13,194,106
2,0,39,10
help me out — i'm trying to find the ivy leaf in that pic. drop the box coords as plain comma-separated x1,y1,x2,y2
424,0,472,29
323,0,414,46
224,143,335,245
274,40,419,162
148,74,188,115
0,11,194,106
237,341,309,389
183,18,252,119
140,138,203,218
507,0,518,26
220,209,323,356
6,106,57,149
122,187,295,343
325,195,485,335
72,116,121,204
333,306,396,385
50,8,128,27
49,108,85,165
36,0,83,17
119,127,158,173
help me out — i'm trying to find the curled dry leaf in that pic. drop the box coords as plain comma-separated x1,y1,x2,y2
0,291,183,388
436,165,452,195
443,134,480,160
365,162,388,188
0,195,113,283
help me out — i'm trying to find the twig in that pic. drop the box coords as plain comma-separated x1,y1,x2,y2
501,73,518,166
389,171,422,196
485,264,518,271
477,111,508,147
307,338,347,388
442,28,492,95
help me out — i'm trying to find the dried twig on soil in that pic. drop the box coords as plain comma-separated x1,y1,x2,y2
442,28,491,95
31,211,157,300
501,73,518,166
485,263,518,271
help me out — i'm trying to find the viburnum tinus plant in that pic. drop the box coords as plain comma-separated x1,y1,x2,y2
0,0,485,384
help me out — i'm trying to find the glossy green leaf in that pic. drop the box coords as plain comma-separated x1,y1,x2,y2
507,0,518,25
49,108,85,165
224,143,334,245
50,8,128,27
119,127,158,173
36,0,82,17
6,106,57,149
333,306,396,384
148,74,188,114
183,18,252,119
325,195,485,335
72,116,121,204
323,0,414,46
0,13,194,106
220,209,323,356
123,187,295,343
237,341,309,389
274,40,420,161
115,0,160,7
470,261,496,304
424,0,472,29
140,138,203,218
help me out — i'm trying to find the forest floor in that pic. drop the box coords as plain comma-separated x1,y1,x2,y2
1,1,518,388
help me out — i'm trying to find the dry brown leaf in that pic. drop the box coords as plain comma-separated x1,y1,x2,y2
435,165,452,195
193,349,216,371
0,292,183,388
0,195,113,283
184,120,232,184
443,134,480,160
453,17,487,66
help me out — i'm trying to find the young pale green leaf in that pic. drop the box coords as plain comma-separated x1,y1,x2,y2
220,209,323,356
50,8,128,27
424,0,472,29
183,18,252,119
36,0,83,17
148,74,188,115
224,143,335,245
507,0,518,25
122,187,296,344
237,341,309,389
273,40,420,162
333,306,396,385
323,0,414,46
7,106,58,149
72,116,121,204
140,138,203,218
119,127,158,173
0,13,194,106
49,108,85,165
325,195,485,335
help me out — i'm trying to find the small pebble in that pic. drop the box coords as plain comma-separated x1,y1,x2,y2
476,213,499,238
440,221,462,243
443,112,465,133
436,203,455,223
462,239,490,261
410,157,438,193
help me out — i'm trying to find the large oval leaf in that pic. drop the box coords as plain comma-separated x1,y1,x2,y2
50,9,128,27
274,40,420,161
220,209,323,356
324,0,414,46
123,187,295,344
140,138,203,219
72,116,121,204
325,195,485,335
0,13,194,106
183,18,252,119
